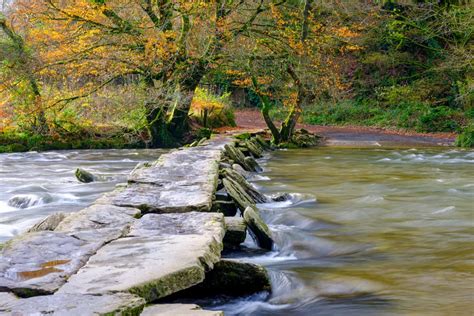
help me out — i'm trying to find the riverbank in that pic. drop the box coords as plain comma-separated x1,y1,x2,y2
232,109,457,147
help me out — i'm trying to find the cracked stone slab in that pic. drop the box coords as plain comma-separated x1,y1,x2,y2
0,292,145,315
0,231,101,296
58,212,225,302
128,149,222,186
141,304,223,316
99,148,224,214
55,204,140,242
129,212,225,237
97,183,215,213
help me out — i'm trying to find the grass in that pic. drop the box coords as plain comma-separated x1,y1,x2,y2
270,100,470,135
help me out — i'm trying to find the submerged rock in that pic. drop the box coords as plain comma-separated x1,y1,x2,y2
141,304,223,316
0,292,145,315
271,192,292,202
28,213,66,232
7,193,52,209
243,206,274,250
75,168,96,183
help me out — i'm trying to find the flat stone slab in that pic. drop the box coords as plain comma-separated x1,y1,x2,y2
55,204,140,242
141,304,223,316
0,231,101,296
0,292,145,315
97,183,214,213
129,149,222,186
97,147,223,213
58,212,225,302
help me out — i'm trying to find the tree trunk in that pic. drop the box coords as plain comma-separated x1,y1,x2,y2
144,78,179,148
168,60,206,140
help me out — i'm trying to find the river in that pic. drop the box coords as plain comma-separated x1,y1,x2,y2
210,147,474,315
0,149,167,242
0,147,472,315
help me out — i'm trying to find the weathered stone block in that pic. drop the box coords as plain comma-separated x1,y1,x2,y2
141,304,223,316
0,231,102,296
223,217,247,248
58,213,225,302
0,292,145,315
243,206,274,250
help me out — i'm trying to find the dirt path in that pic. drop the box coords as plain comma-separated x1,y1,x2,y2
230,109,456,147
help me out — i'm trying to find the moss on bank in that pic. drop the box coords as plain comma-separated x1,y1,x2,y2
0,132,145,153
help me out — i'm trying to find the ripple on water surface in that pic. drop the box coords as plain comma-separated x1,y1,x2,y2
210,147,474,315
0,148,167,242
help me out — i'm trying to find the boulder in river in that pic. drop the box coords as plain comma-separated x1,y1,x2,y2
221,168,268,203
244,156,263,172
222,178,255,212
168,260,271,298
7,193,52,209
223,217,247,249
244,139,263,158
243,206,274,250
75,168,96,183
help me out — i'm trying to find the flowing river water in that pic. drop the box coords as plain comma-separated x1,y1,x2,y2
0,149,167,242
0,147,473,315
211,147,474,315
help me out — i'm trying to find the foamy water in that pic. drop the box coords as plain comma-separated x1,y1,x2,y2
0,148,167,242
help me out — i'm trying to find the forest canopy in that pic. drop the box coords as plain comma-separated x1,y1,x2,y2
0,0,472,150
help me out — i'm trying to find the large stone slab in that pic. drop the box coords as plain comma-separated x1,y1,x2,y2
141,304,223,316
0,292,145,315
97,183,213,213
58,212,225,302
97,148,223,214
129,149,222,186
0,231,101,296
55,204,140,242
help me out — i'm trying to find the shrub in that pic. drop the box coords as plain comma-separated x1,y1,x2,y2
190,88,236,128
455,125,474,148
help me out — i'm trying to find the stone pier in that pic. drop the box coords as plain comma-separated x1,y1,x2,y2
0,134,275,315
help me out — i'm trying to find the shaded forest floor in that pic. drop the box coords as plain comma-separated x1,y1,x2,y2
224,109,457,147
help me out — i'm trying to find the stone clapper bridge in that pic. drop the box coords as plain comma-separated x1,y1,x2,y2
0,134,277,315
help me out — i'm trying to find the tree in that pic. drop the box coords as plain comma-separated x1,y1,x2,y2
221,0,351,144
18,0,280,147
0,11,48,134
